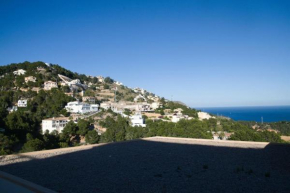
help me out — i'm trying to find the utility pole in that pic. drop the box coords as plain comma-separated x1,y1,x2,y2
261,116,263,124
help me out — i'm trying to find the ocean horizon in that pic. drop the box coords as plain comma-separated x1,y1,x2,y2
195,105,290,123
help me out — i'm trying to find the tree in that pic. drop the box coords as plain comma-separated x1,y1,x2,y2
62,121,78,136
5,111,39,140
104,84,109,89
62,85,71,93
85,130,99,144
77,119,90,136
43,130,60,149
92,77,98,84
0,134,16,155
104,77,114,84
21,138,45,152
0,106,8,128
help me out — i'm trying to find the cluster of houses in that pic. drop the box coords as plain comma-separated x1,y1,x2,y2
9,69,227,140
41,100,148,133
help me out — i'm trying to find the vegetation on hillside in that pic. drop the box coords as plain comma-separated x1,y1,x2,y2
0,61,287,155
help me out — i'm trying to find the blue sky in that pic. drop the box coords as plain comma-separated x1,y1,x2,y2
0,0,289,107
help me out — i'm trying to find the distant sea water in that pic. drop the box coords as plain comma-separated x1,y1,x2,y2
195,106,290,123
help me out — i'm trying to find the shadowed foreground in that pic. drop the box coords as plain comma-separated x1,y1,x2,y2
1,137,290,193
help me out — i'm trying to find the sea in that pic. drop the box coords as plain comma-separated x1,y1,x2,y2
195,106,290,123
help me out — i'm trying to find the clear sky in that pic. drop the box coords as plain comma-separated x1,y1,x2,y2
0,0,289,107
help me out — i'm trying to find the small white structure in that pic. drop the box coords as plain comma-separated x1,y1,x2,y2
7,106,18,113
172,114,183,123
115,81,123,86
24,76,36,83
151,102,161,110
130,113,146,127
65,101,99,114
13,69,26,76
44,81,58,90
198,112,213,120
90,104,99,112
42,117,70,133
17,100,27,107
212,131,233,140
97,76,104,83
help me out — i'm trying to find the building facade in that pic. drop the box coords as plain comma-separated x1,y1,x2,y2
130,113,146,127
42,117,70,133
65,101,99,114
44,81,58,90
17,100,27,107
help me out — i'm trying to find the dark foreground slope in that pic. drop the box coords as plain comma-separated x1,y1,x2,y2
1,137,290,193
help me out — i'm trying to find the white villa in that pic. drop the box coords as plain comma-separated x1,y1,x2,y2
65,101,99,114
17,100,27,107
24,76,36,83
44,81,58,90
13,69,26,75
130,113,146,127
42,117,70,133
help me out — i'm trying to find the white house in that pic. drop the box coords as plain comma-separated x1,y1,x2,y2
24,76,36,83
44,81,58,90
42,117,70,133
172,114,182,123
151,102,161,110
65,101,99,114
17,100,27,107
13,69,26,76
130,113,146,127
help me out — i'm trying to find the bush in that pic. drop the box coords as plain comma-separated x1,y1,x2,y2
85,130,100,144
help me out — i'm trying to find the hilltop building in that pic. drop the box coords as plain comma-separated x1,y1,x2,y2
44,81,58,90
115,81,123,86
42,117,70,133
97,76,104,83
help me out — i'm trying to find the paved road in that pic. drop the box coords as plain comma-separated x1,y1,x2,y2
1,137,290,193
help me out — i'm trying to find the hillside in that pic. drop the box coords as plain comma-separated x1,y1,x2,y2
0,61,286,155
